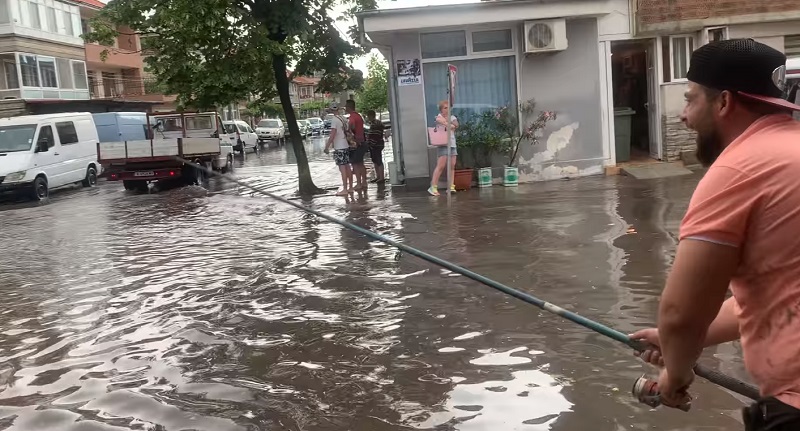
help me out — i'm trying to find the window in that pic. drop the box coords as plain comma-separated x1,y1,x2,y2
38,57,57,88
237,124,248,133
19,55,39,87
56,121,78,144
37,125,54,149
0,0,10,24
63,10,74,36
45,6,56,33
670,36,694,81
472,29,513,52
708,27,727,43
786,35,800,58
81,18,89,36
423,56,517,127
56,58,72,89
3,59,18,89
71,61,87,90
185,116,213,130
421,31,467,59
27,1,40,29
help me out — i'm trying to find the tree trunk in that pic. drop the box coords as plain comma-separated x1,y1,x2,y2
272,53,323,196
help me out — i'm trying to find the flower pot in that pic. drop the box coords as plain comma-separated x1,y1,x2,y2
503,166,519,187
453,169,473,191
477,167,492,188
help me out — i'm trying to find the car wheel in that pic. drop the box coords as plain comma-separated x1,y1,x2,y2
82,166,98,187
31,175,48,201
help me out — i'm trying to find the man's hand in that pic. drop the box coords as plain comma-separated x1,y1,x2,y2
657,367,694,409
629,328,664,367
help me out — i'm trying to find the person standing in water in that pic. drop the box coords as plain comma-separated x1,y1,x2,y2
365,109,386,183
323,104,353,196
346,100,367,191
629,39,800,430
428,100,458,196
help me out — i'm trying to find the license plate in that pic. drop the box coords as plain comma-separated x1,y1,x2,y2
134,171,154,177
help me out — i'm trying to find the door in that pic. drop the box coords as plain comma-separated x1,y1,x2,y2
55,120,85,183
33,125,68,187
245,124,257,146
645,39,662,160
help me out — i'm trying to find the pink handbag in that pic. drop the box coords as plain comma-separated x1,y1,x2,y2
428,124,449,146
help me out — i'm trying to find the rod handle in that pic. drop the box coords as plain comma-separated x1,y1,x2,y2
693,363,760,400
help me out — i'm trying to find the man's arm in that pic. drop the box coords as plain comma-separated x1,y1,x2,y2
631,296,740,367
659,239,740,379
704,296,741,346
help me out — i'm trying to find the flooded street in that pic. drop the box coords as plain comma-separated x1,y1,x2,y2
0,136,752,430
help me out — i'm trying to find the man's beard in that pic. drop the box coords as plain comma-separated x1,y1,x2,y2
695,127,724,167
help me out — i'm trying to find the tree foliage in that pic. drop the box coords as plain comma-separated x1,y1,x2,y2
84,0,381,195
355,54,388,114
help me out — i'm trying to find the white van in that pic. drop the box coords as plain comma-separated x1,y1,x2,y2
0,112,100,201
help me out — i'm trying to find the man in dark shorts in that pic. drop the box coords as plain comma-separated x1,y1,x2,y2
346,99,367,190
365,110,386,183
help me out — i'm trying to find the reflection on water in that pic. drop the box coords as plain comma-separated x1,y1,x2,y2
0,150,750,430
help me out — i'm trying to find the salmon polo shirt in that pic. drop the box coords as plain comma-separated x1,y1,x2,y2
679,114,800,408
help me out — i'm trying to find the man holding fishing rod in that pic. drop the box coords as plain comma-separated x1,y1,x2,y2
629,39,800,430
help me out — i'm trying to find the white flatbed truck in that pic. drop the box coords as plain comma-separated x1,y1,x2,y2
97,112,233,191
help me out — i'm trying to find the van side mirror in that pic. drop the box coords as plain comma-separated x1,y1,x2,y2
35,139,49,153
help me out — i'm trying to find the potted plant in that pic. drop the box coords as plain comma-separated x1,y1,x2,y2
453,111,508,189
452,118,478,191
490,100,557,187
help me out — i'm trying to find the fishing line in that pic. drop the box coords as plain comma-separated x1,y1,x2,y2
174,156,761,402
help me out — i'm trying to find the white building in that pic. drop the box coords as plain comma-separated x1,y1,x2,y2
358,0,800,187
0,0,90,101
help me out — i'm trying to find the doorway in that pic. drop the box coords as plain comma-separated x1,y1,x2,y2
610,39,660,163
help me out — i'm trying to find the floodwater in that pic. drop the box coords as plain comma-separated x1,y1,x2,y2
0,136,753,430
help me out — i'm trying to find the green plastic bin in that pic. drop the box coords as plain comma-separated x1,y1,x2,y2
614,107,636,163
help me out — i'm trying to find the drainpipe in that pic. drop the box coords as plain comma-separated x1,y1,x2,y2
358,16,406,184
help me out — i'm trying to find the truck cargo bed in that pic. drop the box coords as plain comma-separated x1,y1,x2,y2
98,138,221,164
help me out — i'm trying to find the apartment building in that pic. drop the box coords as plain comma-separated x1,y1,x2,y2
631,0,800,162
77,0,175,111
0,0,89,101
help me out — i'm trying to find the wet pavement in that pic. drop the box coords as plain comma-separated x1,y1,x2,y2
0,135,753,430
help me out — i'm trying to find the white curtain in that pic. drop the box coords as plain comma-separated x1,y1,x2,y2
422,56,517,127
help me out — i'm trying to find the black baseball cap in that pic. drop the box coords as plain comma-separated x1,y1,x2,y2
687,38,800,111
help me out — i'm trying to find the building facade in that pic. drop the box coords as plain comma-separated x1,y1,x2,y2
359,0,800,187
0,0,89,101
633,0,800,162
77,0,176,111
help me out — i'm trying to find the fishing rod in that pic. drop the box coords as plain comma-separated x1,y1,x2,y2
175,157,761,406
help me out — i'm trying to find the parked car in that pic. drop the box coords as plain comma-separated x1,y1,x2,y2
296,120,310,137
306,117,324,135
256,119,286,144
0,112,100,201
223,120,258,154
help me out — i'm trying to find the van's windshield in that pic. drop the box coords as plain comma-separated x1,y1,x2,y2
0,125,36,153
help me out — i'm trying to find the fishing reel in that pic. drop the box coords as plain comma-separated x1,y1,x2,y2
632,375,692,412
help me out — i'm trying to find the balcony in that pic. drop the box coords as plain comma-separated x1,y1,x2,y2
88,76,175,103
85,43,144,70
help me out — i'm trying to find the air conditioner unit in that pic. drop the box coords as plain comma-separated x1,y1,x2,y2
523,19,568,54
